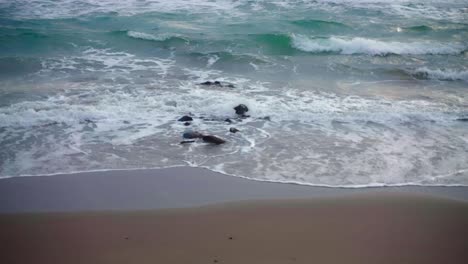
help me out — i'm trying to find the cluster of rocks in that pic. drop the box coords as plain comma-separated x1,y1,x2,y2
177,104,250,145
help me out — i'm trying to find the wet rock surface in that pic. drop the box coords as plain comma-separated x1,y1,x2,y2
178,115,193,122
202,135,226,145
183,131,204,139
234,104,248,116
199,81,235,88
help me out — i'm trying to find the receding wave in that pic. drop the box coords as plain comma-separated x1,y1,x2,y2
0,57,42,77
411,67,468,81
291,34,466,55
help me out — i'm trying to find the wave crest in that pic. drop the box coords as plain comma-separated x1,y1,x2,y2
412,67,468,81
127,31,171,41
291,35,466,55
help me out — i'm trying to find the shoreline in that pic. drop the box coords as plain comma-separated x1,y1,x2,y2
2,167,468,264
1,166,468,213
3,166,468,189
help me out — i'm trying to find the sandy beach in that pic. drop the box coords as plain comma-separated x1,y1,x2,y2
1,167,468,264
2,1,468,263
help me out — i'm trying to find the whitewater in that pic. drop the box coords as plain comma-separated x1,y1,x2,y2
0,0,467,187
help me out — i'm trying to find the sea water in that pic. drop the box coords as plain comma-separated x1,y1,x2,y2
0,0,467,187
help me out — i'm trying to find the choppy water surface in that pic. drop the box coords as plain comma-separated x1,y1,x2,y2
1,0,467,186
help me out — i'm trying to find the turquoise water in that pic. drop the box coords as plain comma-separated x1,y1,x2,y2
0,0,467,186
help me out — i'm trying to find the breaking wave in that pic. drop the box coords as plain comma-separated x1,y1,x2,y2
412,67,468,81
126,31,182,42
291,35,466,55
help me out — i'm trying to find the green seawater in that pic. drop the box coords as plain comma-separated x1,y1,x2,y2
0,0,467,187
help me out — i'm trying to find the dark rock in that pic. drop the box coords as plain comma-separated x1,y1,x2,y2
200,81,222,87
262,116,271,121
184,122,191,126
229,127,240,133
178,115,193,122
228,236,233,240
234,104,249,115
183,131,204,139
199,81,235,88
224,118,232,123
457,118,468,122
180,140,196,144
202,135,226,145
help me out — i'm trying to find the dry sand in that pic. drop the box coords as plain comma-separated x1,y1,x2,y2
1,194,468,264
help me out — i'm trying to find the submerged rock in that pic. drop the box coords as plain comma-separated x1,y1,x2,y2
183,131,204,139
200,81,222,86
234,104,249,116
225,118,232,123
184,122,191,126
199,81,235,88
202,135,226,144
457,118,468,122
178,115,193,122
229,127,240,133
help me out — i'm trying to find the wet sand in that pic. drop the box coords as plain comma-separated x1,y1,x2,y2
1,167,468,264
1,167,468,213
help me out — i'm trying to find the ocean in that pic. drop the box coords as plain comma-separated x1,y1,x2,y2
0,0,467,187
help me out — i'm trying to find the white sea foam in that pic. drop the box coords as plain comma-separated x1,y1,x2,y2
206,55,220,67
2,72,467,185
3,0,245,19
5,0,466,21
291,35,466,55
2,1,468,186
39,48,175,77
127,31,171,41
